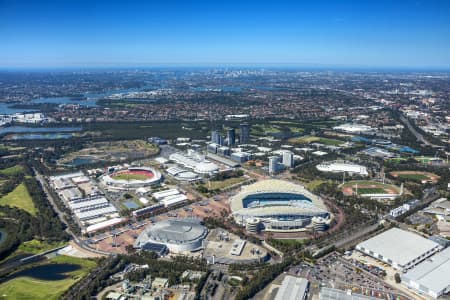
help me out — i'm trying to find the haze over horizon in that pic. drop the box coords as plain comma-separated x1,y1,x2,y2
1,0,450,69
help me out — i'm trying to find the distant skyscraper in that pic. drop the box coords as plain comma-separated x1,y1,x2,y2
282,151,294,168
240,123,250,144
211,130,220,144
227,127,236,146
218,134,225,146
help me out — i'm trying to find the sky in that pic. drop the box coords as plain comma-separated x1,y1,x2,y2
0,0,450,69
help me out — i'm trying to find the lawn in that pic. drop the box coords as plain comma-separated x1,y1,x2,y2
111,173,150,181
18,239,67,254
0,165,24,176
0,255,97,300
397,174,429,181
253,124,282,135
305,180,327,191
206,177,246,190
357,188,386,194
0,183,37,215
289,136,344,146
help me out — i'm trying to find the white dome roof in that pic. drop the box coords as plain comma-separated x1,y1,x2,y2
194,162,219,173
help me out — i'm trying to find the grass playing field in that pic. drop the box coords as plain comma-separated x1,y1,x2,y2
342,180,400,196
0,255,96,300
0,183,37,215
357,188,386,194
111,173,151,181
397,174,429,180
390,171,439,182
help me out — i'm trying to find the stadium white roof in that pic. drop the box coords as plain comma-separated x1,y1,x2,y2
357,228,442,268
231,179,326,212
402,247,450,296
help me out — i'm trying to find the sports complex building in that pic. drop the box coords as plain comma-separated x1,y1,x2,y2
230,179,332,232
101,166,162,190
169,150,219,176
356,228,443,271
135,218,208,253
316,161,368,176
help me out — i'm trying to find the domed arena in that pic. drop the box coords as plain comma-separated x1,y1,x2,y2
230,179,332,232
135,218,208,253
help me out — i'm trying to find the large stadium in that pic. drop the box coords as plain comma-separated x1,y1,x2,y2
230,179,332,232
101,166,162,190
134,218,208,253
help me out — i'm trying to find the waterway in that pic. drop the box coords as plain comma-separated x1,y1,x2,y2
0,229,7,247
0,126,81,135
7,263,81,281
8,133,75,140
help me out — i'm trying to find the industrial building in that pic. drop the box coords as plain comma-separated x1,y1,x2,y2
230,180,332,232
333,123,374,134
316,161,368,176
355,228,443,271
274,276,309,300
152,189,188,208
135,218,208,253
401,247,450,298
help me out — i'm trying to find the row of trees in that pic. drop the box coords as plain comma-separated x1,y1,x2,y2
0,162,69,260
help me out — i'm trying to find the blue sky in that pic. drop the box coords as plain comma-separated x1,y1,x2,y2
1,0,450,68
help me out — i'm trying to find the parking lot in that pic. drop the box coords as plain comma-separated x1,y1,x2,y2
289,252,410,300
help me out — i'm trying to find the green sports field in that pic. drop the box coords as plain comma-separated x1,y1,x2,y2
111,173,150,181
341,180,400,196
356,188,386,194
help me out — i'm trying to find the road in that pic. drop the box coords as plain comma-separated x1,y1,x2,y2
33,168,109,256
399,114,432,146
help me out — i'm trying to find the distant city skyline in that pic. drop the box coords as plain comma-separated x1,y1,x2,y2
1,0,450,69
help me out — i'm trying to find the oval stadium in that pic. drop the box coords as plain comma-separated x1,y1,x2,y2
135,218,208,253
230,179,332,232
101,166,162,190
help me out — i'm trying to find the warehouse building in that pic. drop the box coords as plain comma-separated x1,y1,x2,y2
401,247,450,299
274,276,309,300
356,228,443,271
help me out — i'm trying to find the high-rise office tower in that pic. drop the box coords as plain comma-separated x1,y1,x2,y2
211,130,220,144
282,151,294,168
240,123,250,144
269,156,281,174
227,127,236,146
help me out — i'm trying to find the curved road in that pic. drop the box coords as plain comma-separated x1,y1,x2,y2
33,169,109,257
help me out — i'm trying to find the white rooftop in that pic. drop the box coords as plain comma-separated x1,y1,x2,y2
357,228,442,268
275,276,309,300
402,247,450,295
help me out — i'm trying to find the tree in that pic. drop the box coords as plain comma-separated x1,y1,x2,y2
394,273,401,283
